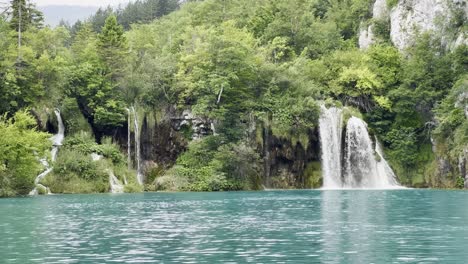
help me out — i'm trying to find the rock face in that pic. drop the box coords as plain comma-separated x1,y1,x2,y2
390,0,444,50
358,0,388,49
174,110,215,140
359,25,375,50
459,148,468,188
262,128,321,189
360,0,467,50
117,108,216,177
373,0,389,19
455,91,468,119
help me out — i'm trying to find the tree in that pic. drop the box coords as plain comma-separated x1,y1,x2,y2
67,20,126,142
8,0,43,32
0,111,50,196
97,15,128,81
176,21,261,140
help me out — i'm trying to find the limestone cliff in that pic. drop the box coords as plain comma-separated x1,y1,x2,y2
359,0,467,50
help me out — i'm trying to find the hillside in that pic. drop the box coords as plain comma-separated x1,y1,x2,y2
0,0,466,196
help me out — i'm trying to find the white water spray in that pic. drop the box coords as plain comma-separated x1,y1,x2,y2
375,137,399,187
343,117,380,188
108,169,124,193
319,106,401,189
29,109,65,195
319,106,343,189
343,117,401,189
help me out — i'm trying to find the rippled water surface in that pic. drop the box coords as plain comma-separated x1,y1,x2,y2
1,190,468,263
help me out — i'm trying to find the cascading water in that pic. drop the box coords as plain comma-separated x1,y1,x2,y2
108,169,124,193
319,106,343,189
375,137,399,187
126,108,132,171
131,106,143,185
343,117,401,189
29,109,65,195
319,106,401,189
343,117,380,188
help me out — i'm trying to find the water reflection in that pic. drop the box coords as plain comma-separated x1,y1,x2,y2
321,190,392,263
0,190,468,263
320,190,468,263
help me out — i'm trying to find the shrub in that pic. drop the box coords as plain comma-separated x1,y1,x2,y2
0,111,51,196
386,0,398,8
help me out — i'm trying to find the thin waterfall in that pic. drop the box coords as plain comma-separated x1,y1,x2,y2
126,108,131,171
319,105,343,189
131,106,143,185
375,137,399,187
30,109,65,195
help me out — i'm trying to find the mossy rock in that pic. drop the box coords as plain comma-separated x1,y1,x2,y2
342,106,363,125
304,161,322,188
37,185,48,195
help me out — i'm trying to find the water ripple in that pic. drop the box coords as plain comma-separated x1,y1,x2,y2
0,190,468,263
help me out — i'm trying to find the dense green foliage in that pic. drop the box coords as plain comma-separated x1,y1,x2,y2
157,136,263,191
44,133,140,194
0,111,50,196
0,0,466,195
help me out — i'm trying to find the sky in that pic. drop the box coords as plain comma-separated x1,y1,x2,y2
34,0,132,7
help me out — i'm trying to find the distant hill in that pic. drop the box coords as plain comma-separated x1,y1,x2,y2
38,5,99,27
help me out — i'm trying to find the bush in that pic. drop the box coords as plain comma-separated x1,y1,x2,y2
45,173,108,194
211,143,263,190
386,0,398,8
455,177,465,189
0,111,51,197
385,127,418,168
159,137,262,191
64,133,125,165
53,149,107,181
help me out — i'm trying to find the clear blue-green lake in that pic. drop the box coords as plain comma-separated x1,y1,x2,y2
1,190,468,263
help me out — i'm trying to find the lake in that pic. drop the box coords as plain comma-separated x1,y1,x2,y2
1,190,468,263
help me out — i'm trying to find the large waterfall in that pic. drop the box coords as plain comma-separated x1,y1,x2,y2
319,106,343,189
319,106,400,189
29,109,65,195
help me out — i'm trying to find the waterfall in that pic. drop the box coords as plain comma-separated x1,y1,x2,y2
29,109,65,195
343,117,380,188
375,137,399,187
343,117,401,189
131,106,143,185
50,109,65,161
319,106,401,189
108,170,124,193
319,106,343,189
126,108,132,170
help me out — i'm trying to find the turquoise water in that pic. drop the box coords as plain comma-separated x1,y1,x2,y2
1,190,468,263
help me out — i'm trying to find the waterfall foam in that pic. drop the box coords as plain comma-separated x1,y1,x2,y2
108,170,124,193
319,106,401,189
319,106,343,189
343,117,380,188
375,137,399,187
29,109,65,195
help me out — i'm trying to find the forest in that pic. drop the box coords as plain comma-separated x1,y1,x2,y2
0,0,466,196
